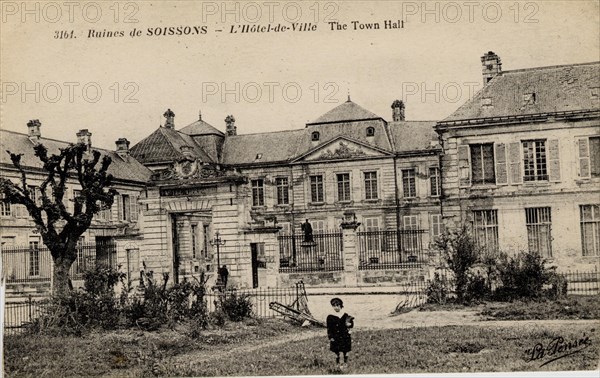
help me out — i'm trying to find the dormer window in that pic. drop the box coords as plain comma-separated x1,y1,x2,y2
366,127,375,137
522,92,536,106
311,131,320,141
255,153,262,160
481,97,493,107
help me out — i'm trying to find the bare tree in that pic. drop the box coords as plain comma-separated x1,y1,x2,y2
0,143,117,295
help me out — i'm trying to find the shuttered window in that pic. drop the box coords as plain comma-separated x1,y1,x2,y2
577,137,600,178
470,144,496,185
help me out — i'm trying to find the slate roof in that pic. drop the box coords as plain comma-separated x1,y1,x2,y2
130,126,215,164
307,100,383,125
442,62,600,123
0,130,152,183
387,121,438,153
179,119,224,136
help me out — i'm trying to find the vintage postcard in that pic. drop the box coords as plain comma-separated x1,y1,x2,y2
1,1,599,377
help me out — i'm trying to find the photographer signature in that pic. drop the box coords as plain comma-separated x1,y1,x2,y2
525,330,593,367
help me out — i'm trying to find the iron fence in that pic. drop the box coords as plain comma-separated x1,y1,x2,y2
3,296,48,335
206,286,298,318
560,269,600,295
278,232,343,273
1,241,117,283
357,229,428,270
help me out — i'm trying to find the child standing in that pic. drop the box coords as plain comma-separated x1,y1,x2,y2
326,297,354,366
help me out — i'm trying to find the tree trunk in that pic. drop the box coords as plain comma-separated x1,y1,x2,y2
53,256,75,295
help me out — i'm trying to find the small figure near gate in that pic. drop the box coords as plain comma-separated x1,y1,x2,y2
326,297,354,368
218,265,229,288
301,219,313,243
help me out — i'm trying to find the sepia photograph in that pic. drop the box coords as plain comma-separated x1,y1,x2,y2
0,1,599,377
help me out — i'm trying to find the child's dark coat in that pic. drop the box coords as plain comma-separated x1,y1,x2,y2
326,313,354,353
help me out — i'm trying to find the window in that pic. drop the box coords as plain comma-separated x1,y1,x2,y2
470,144,496,185
27,185,39,205
275,177,289,205
191,224,198,259
429,167,441,196
481,97,492,106
366,127,375,137
311,131,320,141
29,237,40,276
203,224,209,258
364,217,380,255
403,215,419,252
251,179,265,206
578,136,600,178
337,173,351,202
1,236,16,247
526,207,552,257
473,210,499,252
121,194,131,221
310,175,324,203
522,140,548,182
431,214,443,239
402,169,416,198
580,205,600,256
73,189,84,213
364,171,378,200
1,200,12,217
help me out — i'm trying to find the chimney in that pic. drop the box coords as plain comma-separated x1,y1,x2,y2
391,100,405,121
180,145,194,159
27,119,41,144
115,138,130,158
225,115,236,136
481,51,502,85
163,108,175,129
76,129,92,150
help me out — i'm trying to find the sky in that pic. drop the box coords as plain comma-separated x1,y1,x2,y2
1,0,599,150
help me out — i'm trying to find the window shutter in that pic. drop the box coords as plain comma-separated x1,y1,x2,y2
494,143,508,185
577,138,591,178
508,142,522,184
457,145,471,188
130,196,138,222
548,139,561,182
117,195,123,221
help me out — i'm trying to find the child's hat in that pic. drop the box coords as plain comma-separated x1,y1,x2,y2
330,297,343,307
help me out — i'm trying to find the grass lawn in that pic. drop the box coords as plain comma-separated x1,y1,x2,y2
480,296,600,320
4,318,599,377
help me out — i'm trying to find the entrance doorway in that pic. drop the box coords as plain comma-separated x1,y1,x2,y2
250,243,261,288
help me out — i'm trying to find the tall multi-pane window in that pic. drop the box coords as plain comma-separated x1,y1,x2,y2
580,204,600,256
191,224,198,259
403,215,419,252
364,217,380,255
525,207,552,257
251,179,265,206
310,175,324,203
522,140,548,181
122,194,131,221
472,210,499,252
591,137,600,177
364,171,378,200
29,238,40,276
275,177,289,205
429,167,441,196
337,173,351,202
0,200,11,217
402,169,416,198
470,144,496,185
431,214,443,239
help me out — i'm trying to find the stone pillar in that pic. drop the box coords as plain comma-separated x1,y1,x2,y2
340,221,361,287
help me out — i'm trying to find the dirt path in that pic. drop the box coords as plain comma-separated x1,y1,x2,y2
167,307,599,367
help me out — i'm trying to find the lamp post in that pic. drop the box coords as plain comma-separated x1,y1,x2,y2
210,231,226,285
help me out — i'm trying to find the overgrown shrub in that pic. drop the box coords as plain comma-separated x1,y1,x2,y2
494,250,557,301
464,273,490,304
220,292,253,321
30,265,126,335
426,272,449,304
433,225,481,303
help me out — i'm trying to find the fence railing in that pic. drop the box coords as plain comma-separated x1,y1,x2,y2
278,232,343,273
357,229,428,270
206,286,298,318
3,296,48,335
560,269,600,295
1,241,117,283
